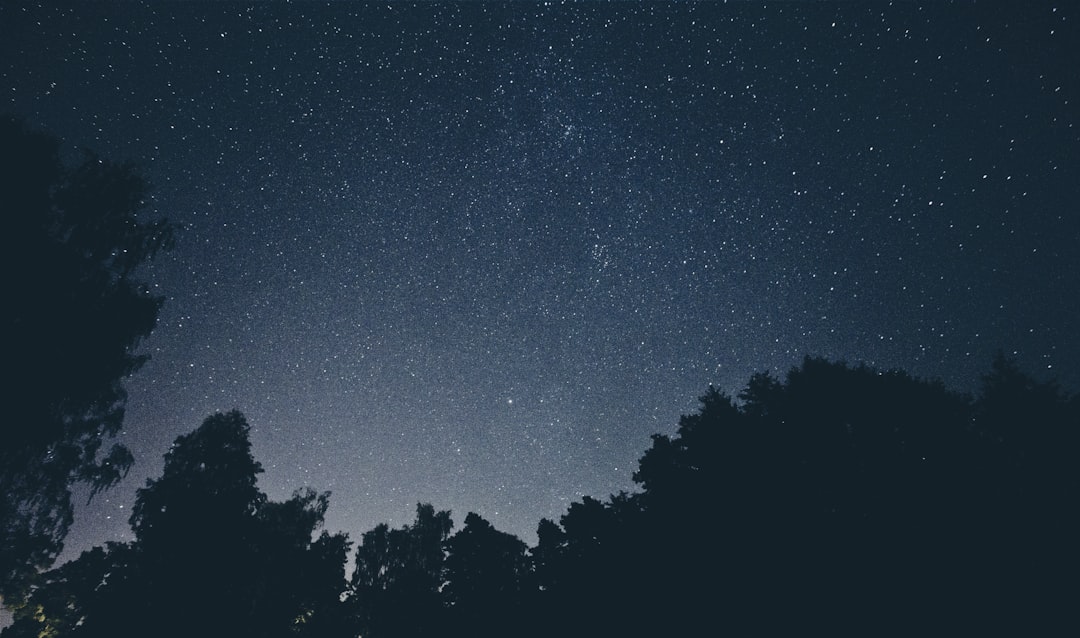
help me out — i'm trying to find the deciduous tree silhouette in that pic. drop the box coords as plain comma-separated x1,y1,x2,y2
4,356,1074,637
248,488,353,638
346,503,452,638
1,116,176,600
3,411,351,638
0,542,140,638
534,356,1078,636
127,410,267,636
443,512,528,638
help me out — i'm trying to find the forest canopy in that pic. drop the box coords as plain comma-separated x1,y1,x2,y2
3,355,1076,637
0,116,176,600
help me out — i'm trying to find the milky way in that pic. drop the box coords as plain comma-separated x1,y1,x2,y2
3,1,1077,556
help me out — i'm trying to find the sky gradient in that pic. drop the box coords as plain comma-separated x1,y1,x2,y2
3,1,1078,556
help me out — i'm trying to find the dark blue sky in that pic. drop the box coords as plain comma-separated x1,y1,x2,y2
3,1,1077,555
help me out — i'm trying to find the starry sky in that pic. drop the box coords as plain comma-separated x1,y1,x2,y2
2,1,1078,557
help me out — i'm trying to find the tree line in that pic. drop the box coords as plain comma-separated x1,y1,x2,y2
2,117,1077,636
4,357,1077,637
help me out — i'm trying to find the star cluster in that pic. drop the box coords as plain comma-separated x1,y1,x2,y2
3,1,1077,553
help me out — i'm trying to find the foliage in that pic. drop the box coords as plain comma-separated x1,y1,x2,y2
442,512,529,637
533,356,1079,635
346,503,453,638
0,116,176,599
3,412,351,638
4,356,1076,636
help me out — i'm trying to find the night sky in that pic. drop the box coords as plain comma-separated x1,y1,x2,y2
3,1,1078,558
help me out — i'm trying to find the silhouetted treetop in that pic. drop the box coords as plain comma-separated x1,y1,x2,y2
3,411,350,638
1,116,176,600
444,512,528,600
442,512,528,638
538,355,1078,636
130,410,265,548
346,503,453,638
4,356,1075,637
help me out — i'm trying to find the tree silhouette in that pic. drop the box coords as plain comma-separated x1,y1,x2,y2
126,410,267,636
0,542,140,638
130,410,264,549
1,116,176,600
968,353,1080,627
3,411,351,638
3,356,1074,636
534,356,1078,636
523,515,564,631
346,503,453,638
248,488,353,638
443,512,528,638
